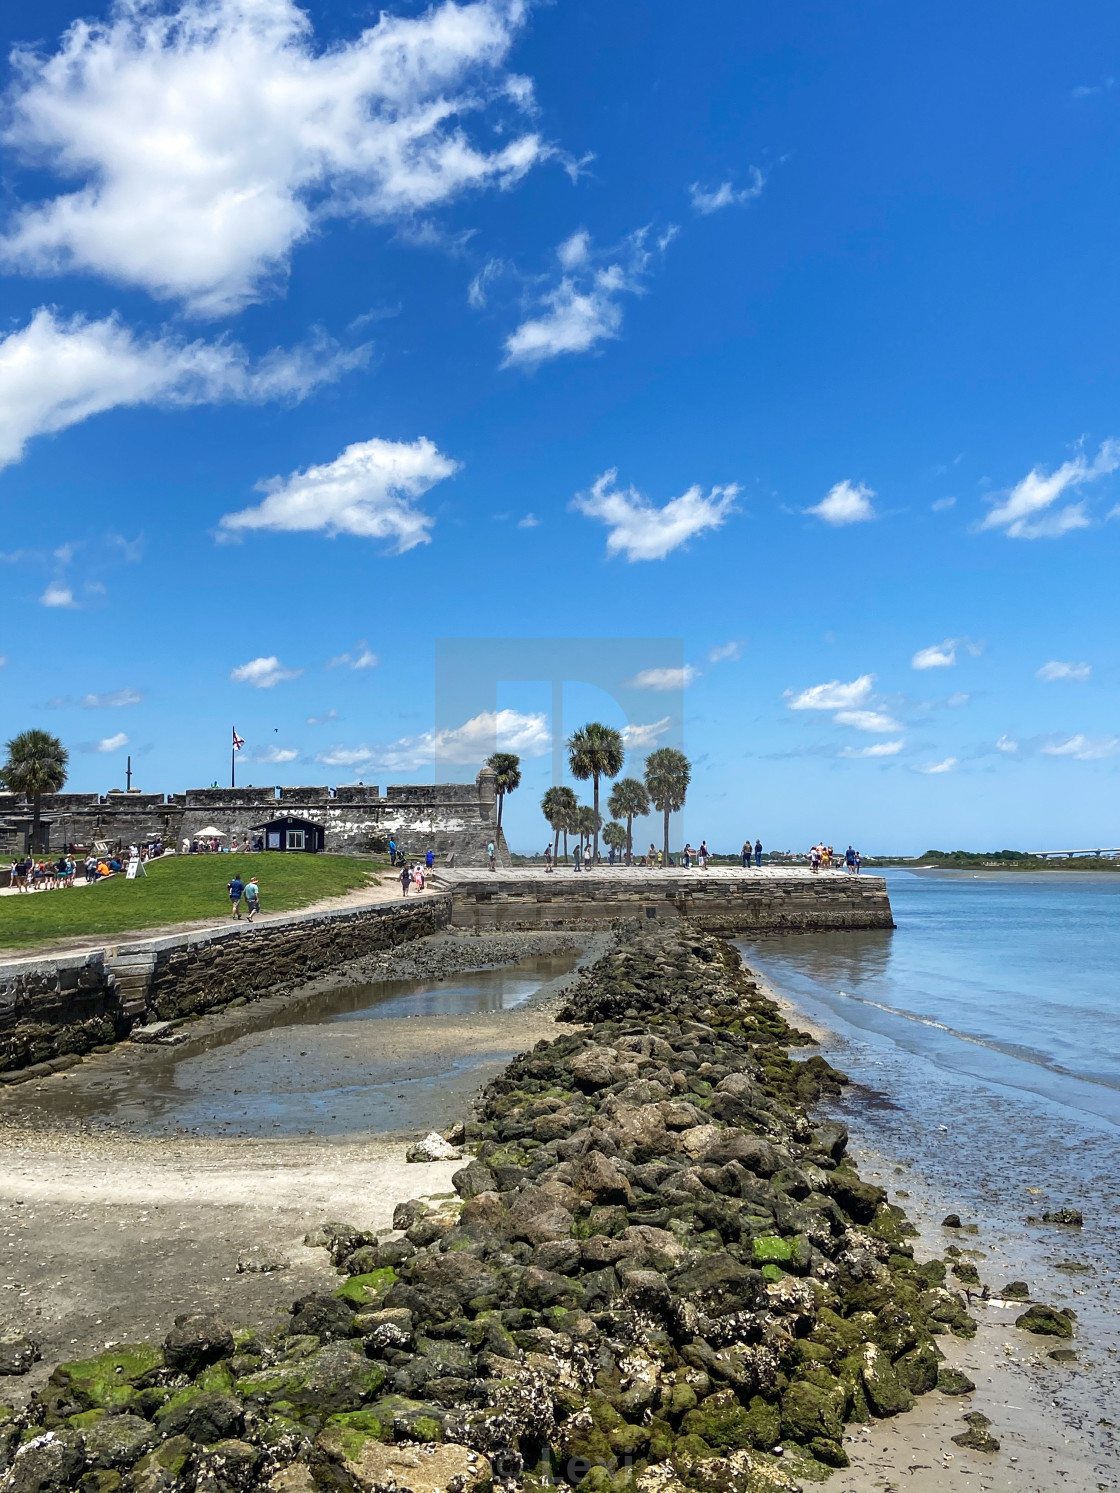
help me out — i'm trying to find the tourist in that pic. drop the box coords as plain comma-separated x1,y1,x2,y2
399,862,411,896
487,840,496,872
845,845,856,873
573,842,582,872
244,876,260,921
227,872,245,919
754,839,763,868
425,849,434,870
854,849,862,874
84,855,97,883
413,863,425,893
741,840,751,868
682,843,691,869
809,844,821,873
544,844,553,873
656,848,664,869
698,840,709,869
608,842,615,865
388,836,397,865
648,843,657,867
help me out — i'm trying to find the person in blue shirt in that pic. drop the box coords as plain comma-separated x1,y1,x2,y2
754,839,763,868
227,873,245,918
425,849,434,870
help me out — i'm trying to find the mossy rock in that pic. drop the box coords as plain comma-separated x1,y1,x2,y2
51,1344,164,1410
334,1268,397,1308
236,1364,309,1404
808,1436,850,1468
751,1235,794,1267
131,1434,192,1482
780,1379,844,1444
1015,1304,1074,1338
894,1343,940,1396
936,1368,975,1395
317,1408,392,1463
682,1389,777,1452
859,1345,913,1418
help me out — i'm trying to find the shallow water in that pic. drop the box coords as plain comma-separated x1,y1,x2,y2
19,951,579,1137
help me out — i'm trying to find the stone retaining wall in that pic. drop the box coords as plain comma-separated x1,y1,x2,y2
0,895,450,1080
445,870,894,934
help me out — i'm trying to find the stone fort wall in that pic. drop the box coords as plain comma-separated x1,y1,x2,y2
0,767,508,867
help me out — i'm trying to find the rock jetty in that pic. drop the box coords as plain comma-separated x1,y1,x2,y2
0,930,981,1493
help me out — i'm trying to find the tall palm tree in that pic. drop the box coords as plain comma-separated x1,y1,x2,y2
603,821,626,860
567,722,624,865
1,729,69,852
607,776,650,865
644,747,691,867
575,805,601,854
541,785,577,861
487,752,521,832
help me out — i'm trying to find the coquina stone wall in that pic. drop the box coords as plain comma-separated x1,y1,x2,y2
445,870,894,935
0,894,450,1081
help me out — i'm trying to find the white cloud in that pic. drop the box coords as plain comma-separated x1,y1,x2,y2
688,169,765,216
97,731,128,752
920,756,958,774
327,641,378,671
947,692,970,707
517,512,540,529
316,708,550,773
306,708,338,725
1041,734,1120,761
574,468,738,561
912,640,957,669
231,655,303,688
996,734,1018,753
502,228,667,368
41,581,76,607
0,308,361,474
82,688,142,707
624,666,700,691
981,440,1120,539
786,675,874,712
708,640,743,664
1037,660,1091,682
467,257,507,309
2,0,547,315
805,479,876,526
219,437,458,550
932,496,956,512
621,717,673,748
840,740,904,759
249,744,299,763
834,708,902,733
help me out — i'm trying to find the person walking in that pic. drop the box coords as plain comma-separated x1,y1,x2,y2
754,838,763,868
544,844,553,873
244,876,260,921
227,872,244,919
487,840,496,872
845,845,856,873
648,843,657,868
854,849,861,874
425,849,434,870
698,840,709,869
573,842,582,872
399,862,412,896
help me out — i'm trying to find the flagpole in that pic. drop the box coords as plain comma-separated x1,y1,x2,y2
231,733,236,789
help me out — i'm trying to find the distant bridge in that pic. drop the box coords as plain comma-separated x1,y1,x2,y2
1028,847,1120,860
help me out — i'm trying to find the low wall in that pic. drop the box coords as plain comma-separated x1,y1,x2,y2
444,870,894,934
0,895,450,1079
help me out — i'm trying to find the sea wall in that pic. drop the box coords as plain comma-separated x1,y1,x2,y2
446,870,894,934
0,894,450,1079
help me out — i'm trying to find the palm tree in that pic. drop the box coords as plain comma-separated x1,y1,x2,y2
608,776,650,866
575,805,601,854
487,753,521,832
1,729,69,852
603,821,626,860
644,747,691,867
541,785,577,861
567,722,624,866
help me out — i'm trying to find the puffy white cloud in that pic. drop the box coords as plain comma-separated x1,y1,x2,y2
502,228,667,368
574,469,738,562
82,688,143,707
624,666,700,691
920,756,958,774
1037,660,1091,682
805,479,876,526
840,740,904,758
786,675,874,711
220,436,458,550
97,731,128,752
621,717,673,748
327,641,378,670
517,512,540,529
912,640,957,669
982,440,1119,539
834,709,902,733
688,169,764,215
41,581,76,607
231,655,303,688
0,308,361,474
316,708,549,773
996,734,1018,753
249,744,299,763
2,0,546,315
1041,734,1120,760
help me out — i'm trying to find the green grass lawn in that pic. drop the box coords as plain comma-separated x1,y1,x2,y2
0,853,385,952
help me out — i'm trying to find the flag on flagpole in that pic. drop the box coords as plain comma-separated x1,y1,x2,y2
232,728,245,751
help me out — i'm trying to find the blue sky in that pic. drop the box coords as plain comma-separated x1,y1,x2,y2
1,0,1119,855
